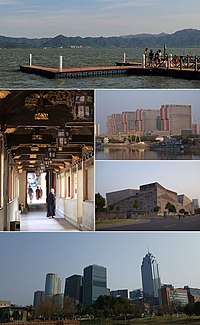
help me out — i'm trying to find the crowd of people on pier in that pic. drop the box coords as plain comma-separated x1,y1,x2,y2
143,48,180,68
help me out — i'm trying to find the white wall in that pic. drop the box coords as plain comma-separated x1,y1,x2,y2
7,197,20,230
82,201,94,231
56,197,79,228
0,208,4,231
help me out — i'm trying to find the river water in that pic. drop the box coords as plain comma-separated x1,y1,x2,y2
96,146,200,160
1,47,200,88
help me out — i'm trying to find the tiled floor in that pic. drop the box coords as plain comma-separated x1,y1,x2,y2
20,204,79,232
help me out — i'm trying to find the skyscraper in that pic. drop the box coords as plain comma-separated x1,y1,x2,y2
64,274,83,304
83,264,109,306
44,273,61,300
141,251,161,300
33,291,45,307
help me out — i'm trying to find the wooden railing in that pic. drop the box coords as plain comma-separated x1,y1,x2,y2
145,54,200,71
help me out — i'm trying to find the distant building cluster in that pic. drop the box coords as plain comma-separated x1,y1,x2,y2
106,182,195,216
33,264,109,308
106,104,199,136
32,252,200,311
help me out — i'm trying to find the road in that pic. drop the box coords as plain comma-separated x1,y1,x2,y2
96,215,200,231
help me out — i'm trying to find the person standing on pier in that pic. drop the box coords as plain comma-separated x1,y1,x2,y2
149,50,154,67
144,48,148,67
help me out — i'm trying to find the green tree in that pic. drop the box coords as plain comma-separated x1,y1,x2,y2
165,202,176,214
185,303,194,317
153,206,161,214
95,193,105,211
194,302,200,315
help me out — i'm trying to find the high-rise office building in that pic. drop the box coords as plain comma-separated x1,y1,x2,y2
33,291,45,307
44,273,61,300
64,274,83,304
141,251,161,300
83,264,109,306
53,294,64,308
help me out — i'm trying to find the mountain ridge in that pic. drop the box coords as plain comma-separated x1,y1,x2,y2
0,28,200,48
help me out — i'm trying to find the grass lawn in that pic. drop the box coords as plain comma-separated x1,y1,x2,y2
95,218,146,227
81,315,200,324
96,214,182,228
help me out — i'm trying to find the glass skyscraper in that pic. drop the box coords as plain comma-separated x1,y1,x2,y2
44,273,61,300
64,274,83,304
83,264,108,306
141,251,161,300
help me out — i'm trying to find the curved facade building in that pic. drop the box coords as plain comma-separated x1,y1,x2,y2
141,251,161,300
45,273,61,300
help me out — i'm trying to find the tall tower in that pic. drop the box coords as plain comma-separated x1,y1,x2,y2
45,273,61,300
83,264,108,306
64,274,83,304
141,251,161,300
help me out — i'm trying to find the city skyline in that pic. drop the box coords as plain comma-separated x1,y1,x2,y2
1,232,200,306
0,0,199,38
95,161,200,204
96,90,200,133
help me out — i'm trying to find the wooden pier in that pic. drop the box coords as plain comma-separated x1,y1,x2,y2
19,64,132,79
19,54,200,80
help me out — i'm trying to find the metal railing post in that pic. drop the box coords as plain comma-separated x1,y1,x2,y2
59,56,63,72
195,56,198,71
29,54,32,66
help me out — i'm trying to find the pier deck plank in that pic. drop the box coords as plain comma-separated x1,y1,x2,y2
19,64,136,78
19,64,200,80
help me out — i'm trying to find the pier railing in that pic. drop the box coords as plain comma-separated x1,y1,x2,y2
145,54,200,71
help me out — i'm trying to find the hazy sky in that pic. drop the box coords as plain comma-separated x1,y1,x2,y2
96,89,200,133
95,160,200,203
0,0,200,37
1,232,200,306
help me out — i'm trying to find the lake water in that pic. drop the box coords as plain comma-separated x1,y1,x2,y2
1,47,200,88
96,146,200,160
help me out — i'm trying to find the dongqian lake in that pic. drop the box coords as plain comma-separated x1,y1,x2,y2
1,47,200,88
96,146,200,160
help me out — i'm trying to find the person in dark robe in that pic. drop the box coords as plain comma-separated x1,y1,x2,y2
36,186,40,200
28,185,33,203
47,188,56,218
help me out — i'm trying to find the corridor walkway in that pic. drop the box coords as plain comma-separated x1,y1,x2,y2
20,204,79,232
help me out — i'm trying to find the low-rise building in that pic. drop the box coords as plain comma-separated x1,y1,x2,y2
130,289,143,302
106,182,194,216
159,286,189,307
184,286,200,303
110,289,128,298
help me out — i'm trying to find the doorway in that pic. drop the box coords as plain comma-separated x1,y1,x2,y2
27,172,47,205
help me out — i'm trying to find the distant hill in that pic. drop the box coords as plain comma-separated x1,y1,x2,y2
1,29,200,48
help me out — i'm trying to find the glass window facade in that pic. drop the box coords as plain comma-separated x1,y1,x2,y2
141,252,161,299
83,264,108,306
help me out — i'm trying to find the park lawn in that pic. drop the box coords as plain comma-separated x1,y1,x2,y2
81,315,200,324
95,218,145,226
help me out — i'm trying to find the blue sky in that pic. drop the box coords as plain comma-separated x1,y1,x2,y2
1,232,200,306
95,160,200,203
0,0,200,37
96,89,200,133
